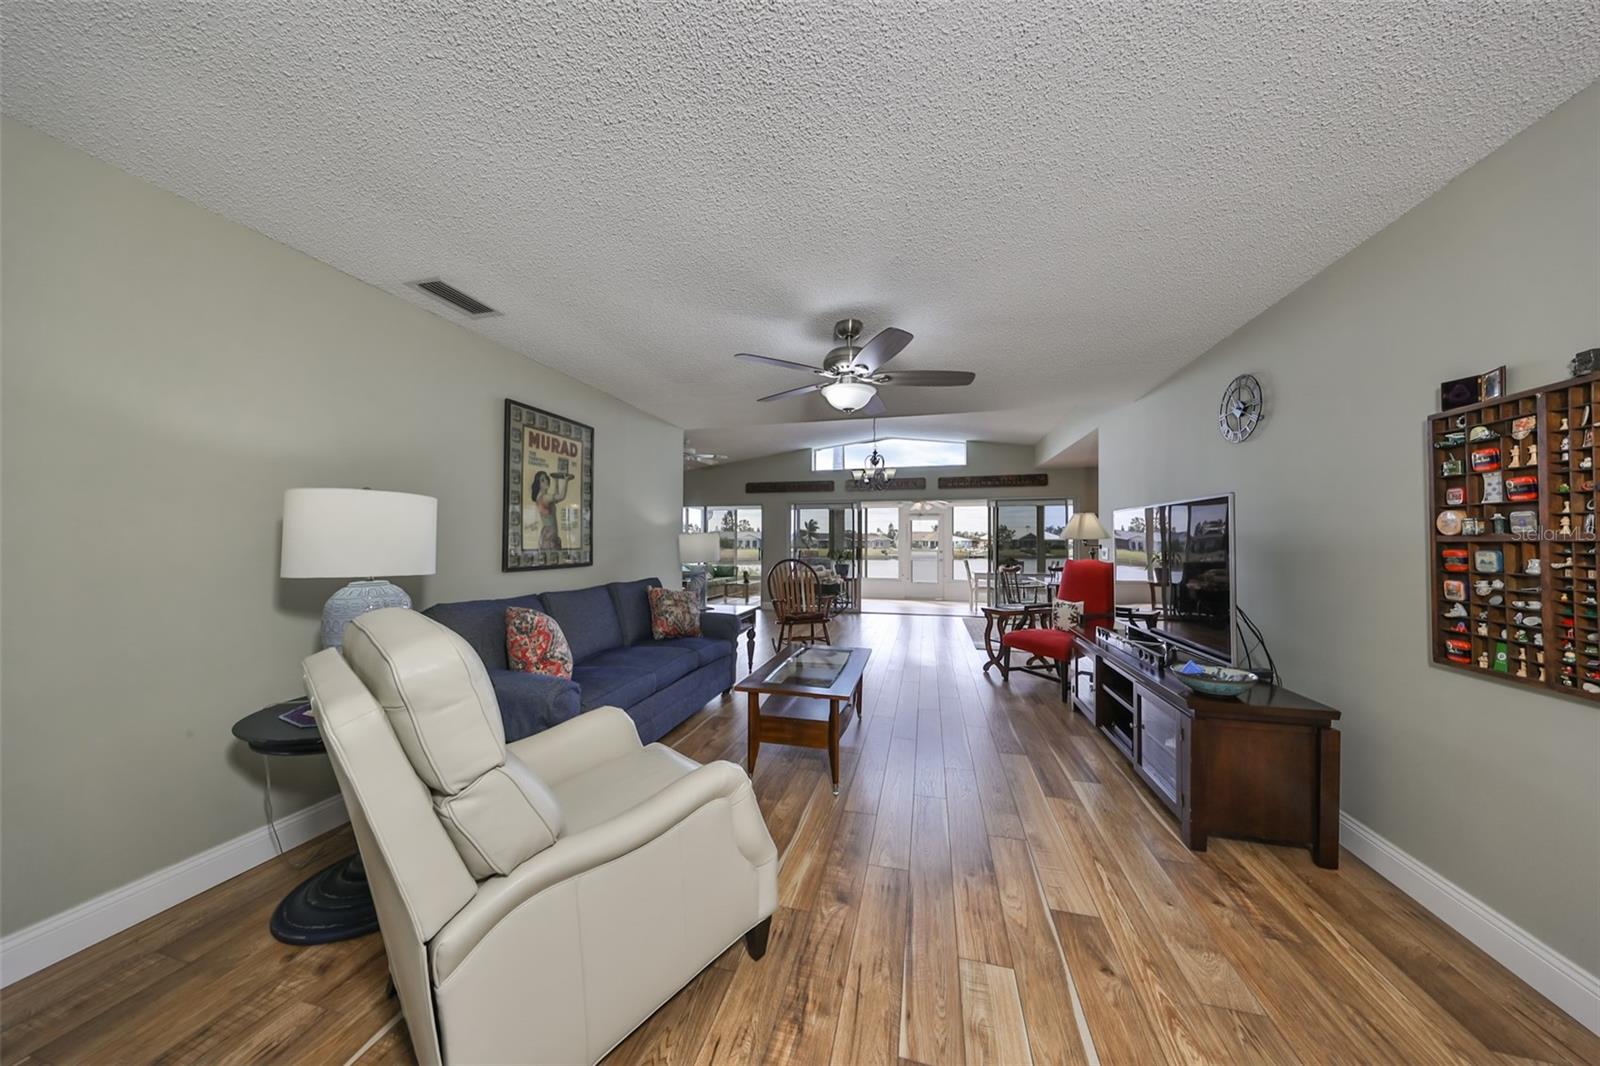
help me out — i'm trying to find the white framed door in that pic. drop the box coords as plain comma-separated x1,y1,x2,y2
948,502,991,604
858,501,982,602
860,504,907,598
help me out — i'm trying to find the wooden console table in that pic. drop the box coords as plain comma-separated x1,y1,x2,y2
1067,630,1342,868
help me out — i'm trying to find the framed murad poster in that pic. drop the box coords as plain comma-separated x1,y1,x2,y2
503,399,594,571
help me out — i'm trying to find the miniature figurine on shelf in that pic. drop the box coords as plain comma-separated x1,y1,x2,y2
1491,512,1509,534
1478,651,1490,669
1559,416,1570,432
1561,515,1574,536
1506,443,1522,469
1517,660,1529,678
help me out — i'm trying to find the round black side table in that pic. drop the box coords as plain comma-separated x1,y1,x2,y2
232,701,378,945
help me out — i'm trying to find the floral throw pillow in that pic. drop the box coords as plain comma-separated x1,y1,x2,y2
506,607,574,679
648,586,702,639
1054,600,1085,631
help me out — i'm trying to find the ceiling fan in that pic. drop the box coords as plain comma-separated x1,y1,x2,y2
683,445,728,466
735,318,976,415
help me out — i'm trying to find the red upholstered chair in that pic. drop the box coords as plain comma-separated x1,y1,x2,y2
998,559,1115,683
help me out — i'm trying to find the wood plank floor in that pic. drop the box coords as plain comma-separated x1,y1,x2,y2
4,611,1595,1065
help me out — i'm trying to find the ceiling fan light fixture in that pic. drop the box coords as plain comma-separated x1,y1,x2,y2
821,380,878,412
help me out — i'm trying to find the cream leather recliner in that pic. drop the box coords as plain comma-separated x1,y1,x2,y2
302,608,778,1066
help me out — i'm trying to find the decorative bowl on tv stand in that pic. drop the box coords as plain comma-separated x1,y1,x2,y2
1172,661,1260,699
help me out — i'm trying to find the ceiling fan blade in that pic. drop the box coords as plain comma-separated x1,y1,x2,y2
858,393,888,417
756,382,826,402
735,352,824,373
853,327,913,373
873,370,976,387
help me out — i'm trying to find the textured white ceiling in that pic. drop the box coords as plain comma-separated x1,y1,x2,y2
5,2,1598,463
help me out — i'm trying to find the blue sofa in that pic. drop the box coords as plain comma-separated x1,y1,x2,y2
423,577,740,744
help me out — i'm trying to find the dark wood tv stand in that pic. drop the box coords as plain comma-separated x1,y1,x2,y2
1067,629,1342,868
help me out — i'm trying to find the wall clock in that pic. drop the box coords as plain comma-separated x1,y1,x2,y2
1219,373,1264,443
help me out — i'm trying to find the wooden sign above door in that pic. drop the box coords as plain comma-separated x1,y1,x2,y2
937,474,1049,489
846,477,927,491
746,480,834,493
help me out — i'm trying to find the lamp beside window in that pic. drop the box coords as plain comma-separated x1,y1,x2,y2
679,531,722,607
1063,511,1110,560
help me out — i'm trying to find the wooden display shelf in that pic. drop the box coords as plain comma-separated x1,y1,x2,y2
1427,369,1600,702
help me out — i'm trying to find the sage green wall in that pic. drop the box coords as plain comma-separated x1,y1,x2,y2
1096,83,1600,971
0,119,685,934
684,442,1096,581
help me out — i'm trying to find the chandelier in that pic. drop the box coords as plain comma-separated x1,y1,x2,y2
850,420,897,490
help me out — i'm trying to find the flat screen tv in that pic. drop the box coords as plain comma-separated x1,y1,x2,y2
1111,494,1235,664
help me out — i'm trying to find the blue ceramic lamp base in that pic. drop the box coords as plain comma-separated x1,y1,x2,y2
321,579,411,650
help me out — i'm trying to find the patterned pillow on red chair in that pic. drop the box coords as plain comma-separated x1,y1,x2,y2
648,586,702,639
506,607,574,679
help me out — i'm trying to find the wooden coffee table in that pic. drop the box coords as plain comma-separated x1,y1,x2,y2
735,644,870,795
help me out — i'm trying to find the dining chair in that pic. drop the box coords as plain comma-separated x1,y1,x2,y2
994,563,1040,608
979,564,1040,674
963,558,993,612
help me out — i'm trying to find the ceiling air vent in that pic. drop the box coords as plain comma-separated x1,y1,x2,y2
410,278,500,318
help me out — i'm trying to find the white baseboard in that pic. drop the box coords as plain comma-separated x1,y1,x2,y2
0,795,349,988
1340,813,1599,1034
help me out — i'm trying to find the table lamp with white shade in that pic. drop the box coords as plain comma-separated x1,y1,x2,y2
679,531,722,607
1063,511,1110,561
281,488,438,650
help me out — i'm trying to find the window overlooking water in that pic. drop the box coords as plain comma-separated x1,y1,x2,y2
812,438,968,471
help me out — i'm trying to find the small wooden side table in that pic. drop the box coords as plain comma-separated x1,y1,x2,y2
979,603,1033,673
735,645,871,794
703,602,759,671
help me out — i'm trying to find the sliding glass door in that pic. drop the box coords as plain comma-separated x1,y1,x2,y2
991,499,1074,575
988,498,1075,602
789,504,862,612
684,505,763,602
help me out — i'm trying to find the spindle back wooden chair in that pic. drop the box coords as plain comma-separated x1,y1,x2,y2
766,558,832,647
